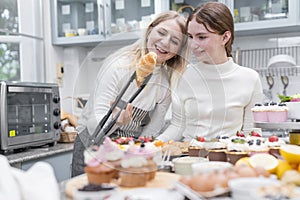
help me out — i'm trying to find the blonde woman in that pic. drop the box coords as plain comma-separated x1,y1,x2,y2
72,11,188,176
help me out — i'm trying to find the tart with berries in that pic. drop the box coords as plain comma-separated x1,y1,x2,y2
189,136,208,157
265,135,285,157
226,137,250,164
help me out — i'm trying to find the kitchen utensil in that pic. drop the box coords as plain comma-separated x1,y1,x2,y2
264,75,274,100
281,75,289,96
91,72,153,145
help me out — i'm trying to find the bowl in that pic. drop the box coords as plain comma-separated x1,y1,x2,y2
191,161,232,174
229,177,280,200
285,102,300,119
173,156,208,176
267,54,296,68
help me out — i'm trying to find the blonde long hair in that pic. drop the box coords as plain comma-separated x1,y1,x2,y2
102,11,189,84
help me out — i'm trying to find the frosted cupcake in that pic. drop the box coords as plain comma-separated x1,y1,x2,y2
251,103,268,122
248,137,269,155
189,136,208,157
97,137,125,178
265,135,286,157
226,137,250,164
267,103,288,123
204,139,227,162
84,146,116,184
118,153,148,187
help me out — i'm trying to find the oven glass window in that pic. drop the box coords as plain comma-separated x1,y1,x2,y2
7,92,51,136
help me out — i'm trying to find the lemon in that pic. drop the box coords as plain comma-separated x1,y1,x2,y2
280,144,300,164
249,153,279,173
235,157,251,167
276,159,292,179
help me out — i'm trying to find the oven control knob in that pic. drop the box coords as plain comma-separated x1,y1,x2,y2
53,95,60,103
53,108,61,116
53,122,61,129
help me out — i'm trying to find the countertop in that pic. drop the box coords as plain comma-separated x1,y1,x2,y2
5,143,74,165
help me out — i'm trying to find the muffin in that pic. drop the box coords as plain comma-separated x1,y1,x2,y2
226,137,250,164
251,103,268,122
265,135,285,157
267,103,288,123
248,137,269,155
204,140,227,162
118,155,148,187
189,136,208,157
85,162,116,185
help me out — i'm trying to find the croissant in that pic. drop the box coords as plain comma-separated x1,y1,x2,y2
136,52,157,84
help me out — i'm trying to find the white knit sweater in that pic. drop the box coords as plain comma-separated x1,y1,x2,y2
157,58,263,141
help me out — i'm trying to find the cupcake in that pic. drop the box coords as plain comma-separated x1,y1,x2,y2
189,136,208,157
97,137,125,178
84,146,116,184
226,137,250,164
137,142,159,180
267,103,288,123
204,139,227,162
251,103,268,122
117,153,148,187
248,137,269,155
265,135,285,157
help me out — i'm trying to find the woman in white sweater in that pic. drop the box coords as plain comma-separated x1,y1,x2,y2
157,2,263,142
72,11,188,176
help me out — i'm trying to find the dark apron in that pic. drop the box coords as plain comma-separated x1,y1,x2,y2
71,127,92,177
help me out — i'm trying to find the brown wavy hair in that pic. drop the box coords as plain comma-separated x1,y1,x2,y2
186,2,234,57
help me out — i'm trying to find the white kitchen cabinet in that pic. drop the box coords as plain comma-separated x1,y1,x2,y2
169,0,300,36
230,0,299,36
50,0,168,46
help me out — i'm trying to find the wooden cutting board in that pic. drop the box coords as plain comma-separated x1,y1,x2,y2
65,172,181,198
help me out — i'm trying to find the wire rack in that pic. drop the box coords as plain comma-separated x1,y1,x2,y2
234,46,300,76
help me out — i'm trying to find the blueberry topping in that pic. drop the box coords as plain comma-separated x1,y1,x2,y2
278,103,286,106
255,103,262,106
256,140,261,145
270,102,277,106
264,102,269,106
248,140,254,145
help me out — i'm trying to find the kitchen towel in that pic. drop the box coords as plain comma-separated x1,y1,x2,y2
0,155,60,200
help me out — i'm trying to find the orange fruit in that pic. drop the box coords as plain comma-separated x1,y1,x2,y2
276,159,292,179
249,153,279,173
280,144,300,164
235,157,251,167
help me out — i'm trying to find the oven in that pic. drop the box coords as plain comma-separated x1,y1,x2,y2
0,81,61,153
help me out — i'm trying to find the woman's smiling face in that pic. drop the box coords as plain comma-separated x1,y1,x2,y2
187,18,229,64
146,19,183,65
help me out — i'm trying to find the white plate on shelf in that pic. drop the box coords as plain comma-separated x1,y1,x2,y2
108,188,184,200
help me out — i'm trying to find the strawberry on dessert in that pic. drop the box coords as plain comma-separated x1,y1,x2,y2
250,131,262,137
197,136,205,142
268,135,279,142
236,130,245,138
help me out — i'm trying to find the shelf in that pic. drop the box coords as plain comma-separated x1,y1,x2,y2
255,66,300,77
254,121,300,131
